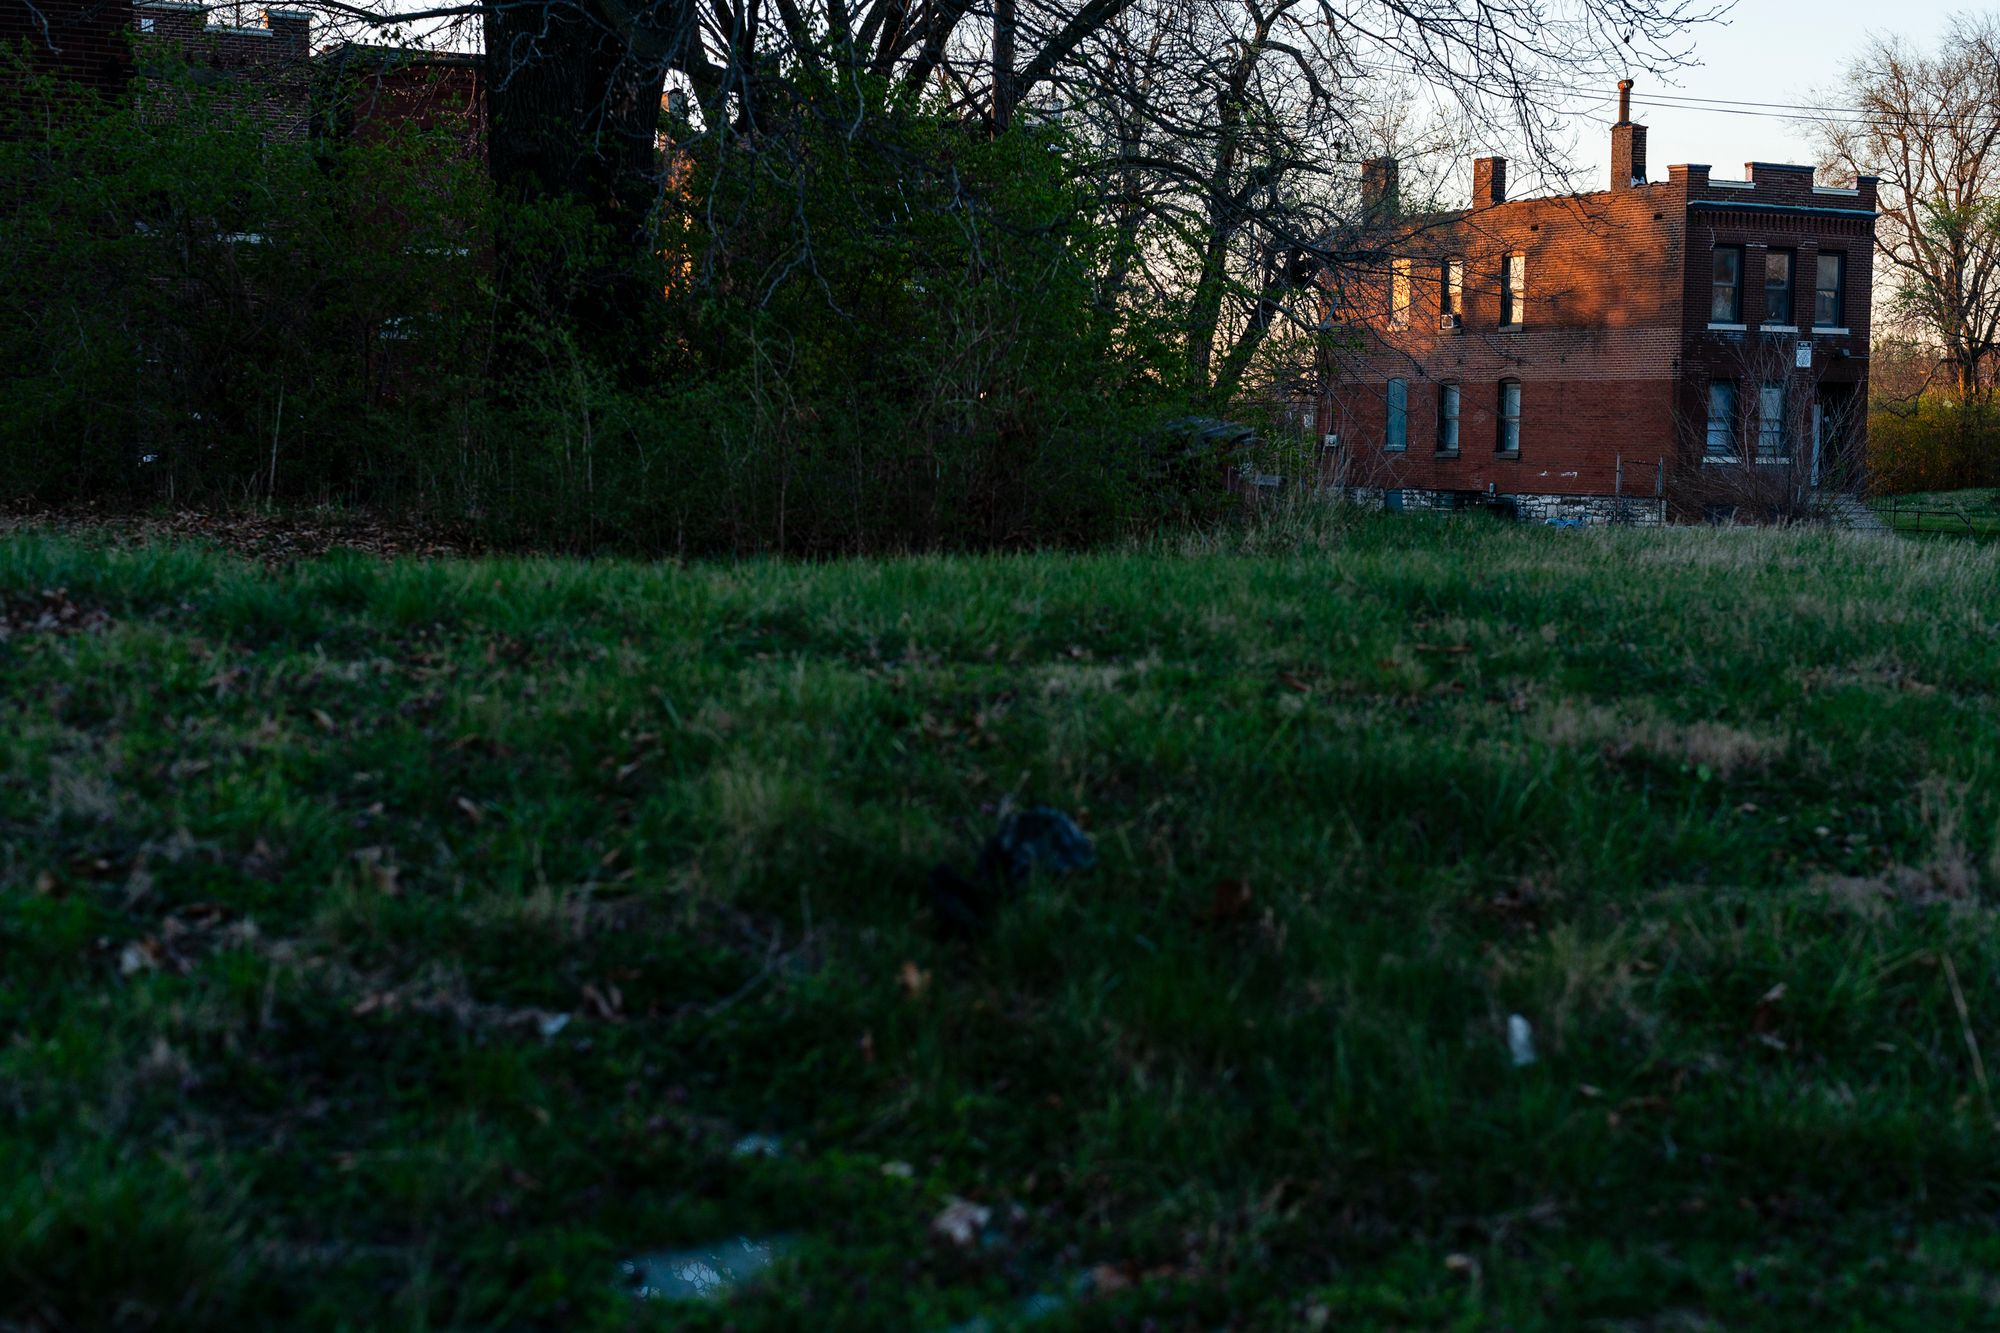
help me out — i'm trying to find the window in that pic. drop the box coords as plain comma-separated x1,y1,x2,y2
1441,258,1463,319
1705,381,1738,459
1711,245,1743,323
1437,383,1461,454
1757,383,1787,460
1815,251,1846,328
1385,378,1408,451
1389,258,1411,328
1500,254,1525,326
1764,250,1794,326
1497,380,1521,453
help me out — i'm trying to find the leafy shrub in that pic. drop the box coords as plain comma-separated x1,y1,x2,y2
1868,394,2000,495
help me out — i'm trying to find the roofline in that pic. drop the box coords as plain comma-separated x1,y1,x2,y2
1689,199,1877,220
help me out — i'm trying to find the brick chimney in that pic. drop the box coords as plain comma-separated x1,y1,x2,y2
264,8,309,54
1360,156,1398,220
1611,79,1647,189
1472,156,1506,208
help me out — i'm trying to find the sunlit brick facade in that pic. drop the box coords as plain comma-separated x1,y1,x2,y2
1321,85,1877,522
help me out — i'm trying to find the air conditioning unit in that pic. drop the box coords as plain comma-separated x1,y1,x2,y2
1439,312,1462,331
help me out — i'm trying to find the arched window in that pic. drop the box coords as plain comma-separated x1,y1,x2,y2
1496,380,1521,454
1385,378,1408,451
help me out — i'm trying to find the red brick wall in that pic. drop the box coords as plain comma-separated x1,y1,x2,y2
2,0,135,102
327,48,486,163
1325,182,1684,498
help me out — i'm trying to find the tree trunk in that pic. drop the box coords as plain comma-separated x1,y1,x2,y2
484,0,691,387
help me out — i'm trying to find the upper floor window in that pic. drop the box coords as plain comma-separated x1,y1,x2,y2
1440,258,1464,321
1500,254,1525,327
1705,380,1738,459
1389,258,1412,328
1764,250,1795,326
1815,251,1846,328
1757,383,1788,460
1496,379,1521,453
1385,377,1408,451
1711,245,1743,323
1437,383,1461,454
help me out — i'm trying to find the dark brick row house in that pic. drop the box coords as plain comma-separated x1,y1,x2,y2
1320,83,1876,522
6,0,485,150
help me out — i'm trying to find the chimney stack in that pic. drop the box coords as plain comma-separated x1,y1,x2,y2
1472,156,1506,208
1611,79,1647,189
1360,156,1399,220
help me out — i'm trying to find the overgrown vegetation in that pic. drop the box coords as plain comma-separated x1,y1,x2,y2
8,517,2000,1328
0,61,1232,553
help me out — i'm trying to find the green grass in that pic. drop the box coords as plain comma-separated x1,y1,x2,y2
7,516,2000,1330
1870,487,2000,538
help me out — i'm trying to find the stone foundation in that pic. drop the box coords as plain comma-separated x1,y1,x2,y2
1337,486,1664,526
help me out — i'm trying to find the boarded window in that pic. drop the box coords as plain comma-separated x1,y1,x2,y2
1757,383,1787,460
1711,245,1743,323
1385,378,1408,450
1438,383,1460,453
1500,255,1525,326
1497,380,1521,453
1815,252,1846,328
1705,381,1738,458
1389,258,1412,328
1764,250,1794,326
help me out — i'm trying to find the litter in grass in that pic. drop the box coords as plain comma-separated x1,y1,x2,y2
619,1235,794,1301
941,1269,1106,1332
731,1132,784,1159
537,1012,570,1040
931,1196,993,1248
929,804,1096,937
981,806,1097,885
1507,1014,1537,1067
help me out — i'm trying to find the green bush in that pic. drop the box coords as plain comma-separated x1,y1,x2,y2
0,58,1219,551
1867,394,2000,495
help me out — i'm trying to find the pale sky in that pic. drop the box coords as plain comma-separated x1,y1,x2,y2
1560,0,1964,190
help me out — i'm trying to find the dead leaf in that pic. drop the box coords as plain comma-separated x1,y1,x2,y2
898,961,931,1000
455,796,484,825
859,1030,876,1065
1088,1263,1132,1295
310,707,336,732
1201,879,1254,926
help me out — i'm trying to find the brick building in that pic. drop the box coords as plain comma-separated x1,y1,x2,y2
320,43,486,161
1,0,133,101
1321,83,1877,522
130,2,313,139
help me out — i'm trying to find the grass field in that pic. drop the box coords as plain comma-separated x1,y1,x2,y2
1870,487,2000,539
7,515,2000,1330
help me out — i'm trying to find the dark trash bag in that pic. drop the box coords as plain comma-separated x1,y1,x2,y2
929,806,1096,937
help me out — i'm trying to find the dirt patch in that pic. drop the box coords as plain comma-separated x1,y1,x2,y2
0,504,478,563
0,587,111,642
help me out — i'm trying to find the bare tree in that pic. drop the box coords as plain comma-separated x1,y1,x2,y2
1813,15,2000,402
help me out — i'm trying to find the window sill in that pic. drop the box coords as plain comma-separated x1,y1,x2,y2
1756,457,1792,465
1494,450,1521,461
1434,450,1460,459
1383,447,1407,454
1761,324,1797,333
1707,322,1746,332
1496,324,1523,333
1813,326,1851,335
1701,455,1741,464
